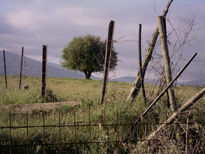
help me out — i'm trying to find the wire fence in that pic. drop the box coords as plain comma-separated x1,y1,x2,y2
0,107,204,154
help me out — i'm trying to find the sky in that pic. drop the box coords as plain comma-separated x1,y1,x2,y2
0,0,205,81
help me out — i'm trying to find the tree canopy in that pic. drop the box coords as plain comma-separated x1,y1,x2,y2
62,35,118,79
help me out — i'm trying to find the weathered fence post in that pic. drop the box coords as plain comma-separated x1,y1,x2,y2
42,45,47,102
100,20,115,105
157,16,176,112
126,0,174,102
128,53,197,139
138,87,205,148
19,46,24,90
131,87,205,153
138,24,146,103
3,50,8,89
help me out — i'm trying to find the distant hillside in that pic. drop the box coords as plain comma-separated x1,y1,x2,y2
113,76,205,86
112,76,156,84
178,80,205,87
1,52,204,85
111,76,135,83
0,51,84,78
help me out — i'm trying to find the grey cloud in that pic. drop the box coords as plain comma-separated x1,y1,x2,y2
0,0,204,81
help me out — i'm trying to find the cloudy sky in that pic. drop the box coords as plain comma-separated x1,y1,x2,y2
0,0,205,81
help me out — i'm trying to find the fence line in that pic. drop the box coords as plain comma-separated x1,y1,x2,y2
0,108,204,153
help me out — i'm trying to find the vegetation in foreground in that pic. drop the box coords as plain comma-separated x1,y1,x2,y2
0,76,204,153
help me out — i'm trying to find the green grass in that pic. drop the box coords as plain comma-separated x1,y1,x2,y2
0,75,204,153
1,75,201,105
0,75,133,105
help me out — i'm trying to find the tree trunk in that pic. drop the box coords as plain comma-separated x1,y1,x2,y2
84,71,92,79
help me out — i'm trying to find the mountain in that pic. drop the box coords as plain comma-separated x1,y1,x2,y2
177,80,205,86
111,76,135,83
1,52,204,85
112,76,156,84
112,76,205,86
0,51,84,78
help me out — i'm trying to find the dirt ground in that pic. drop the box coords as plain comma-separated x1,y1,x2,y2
0,101,79,113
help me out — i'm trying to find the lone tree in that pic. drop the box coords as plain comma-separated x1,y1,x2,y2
62,35,118,79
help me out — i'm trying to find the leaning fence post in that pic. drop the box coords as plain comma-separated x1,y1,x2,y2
157,16,176,112
126,0,173,102
131,87,205,154
19,46,24,90
129,53,197,139
3,50,8,89
42,45,47,102
100,20,115,105
140,87,205,146
138,24,146,103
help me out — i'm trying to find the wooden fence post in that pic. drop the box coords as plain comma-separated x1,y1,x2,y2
157,16,176,112
131,88,205,153
139,87,205,147
126,0,173,102
3,50,8,89
19,46,24,90
138,24,146,103
128,53,196,139
42,45,47,102
100,20,115,105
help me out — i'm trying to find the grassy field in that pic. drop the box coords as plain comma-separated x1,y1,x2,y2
0,75,204,153
0,75,132,105
1,75,202,105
